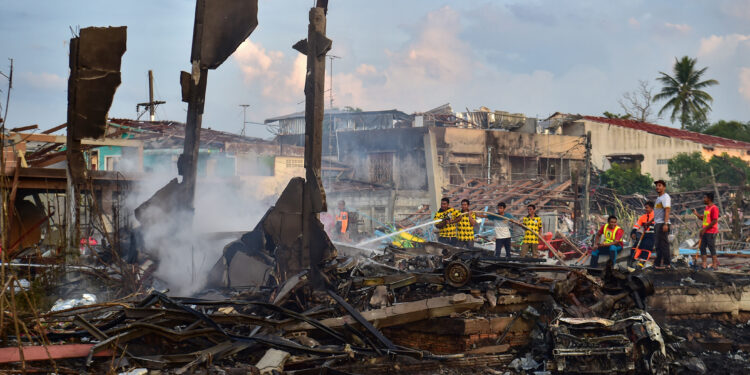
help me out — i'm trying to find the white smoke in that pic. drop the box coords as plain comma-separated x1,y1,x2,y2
123,155,299,296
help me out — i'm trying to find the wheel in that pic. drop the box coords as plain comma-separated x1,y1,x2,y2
444,261,471,288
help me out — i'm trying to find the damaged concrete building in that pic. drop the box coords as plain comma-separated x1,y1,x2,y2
268,105,585,236
549,114,750,180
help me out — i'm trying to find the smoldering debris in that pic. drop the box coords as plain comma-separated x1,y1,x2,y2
5,175,750,374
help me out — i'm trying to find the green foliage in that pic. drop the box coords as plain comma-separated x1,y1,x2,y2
709,154,750,186
655,56,719,129
343,106,363,112
683,116,710,133
667,152,710,191
603,111,631,120
602,164,654,195
667,152,750,191
703,120,750,142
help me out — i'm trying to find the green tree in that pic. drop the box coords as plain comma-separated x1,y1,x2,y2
654,56,719,129
603,111,631,120
683,116,710,133
708,153,750,186
602,164,654,195
703,120,750,143
667,152,710,191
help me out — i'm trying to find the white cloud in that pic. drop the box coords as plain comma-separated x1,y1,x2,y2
20,71,66,90
232,40,307,115
233,39,283,82
698,34,750,60
664,22,691,34
739,68,750,103
356,64,377,75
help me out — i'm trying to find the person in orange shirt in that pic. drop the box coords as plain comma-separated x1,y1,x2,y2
335,200,350,242
630,201,655,264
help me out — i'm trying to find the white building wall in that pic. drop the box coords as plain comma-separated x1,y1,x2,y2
579,120,703,180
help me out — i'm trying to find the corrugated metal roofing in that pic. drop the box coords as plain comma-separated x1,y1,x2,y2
582,116,750,150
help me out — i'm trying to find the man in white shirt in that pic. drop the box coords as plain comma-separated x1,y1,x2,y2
485,202,515,258
653,180,672,269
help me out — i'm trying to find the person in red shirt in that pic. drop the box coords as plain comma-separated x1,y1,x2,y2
590,215,624,267
692,192,720,269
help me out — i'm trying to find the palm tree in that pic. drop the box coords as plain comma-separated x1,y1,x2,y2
654,56,718,129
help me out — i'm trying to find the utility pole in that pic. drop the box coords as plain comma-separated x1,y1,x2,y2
327,55,340,109
239,104,250,136
582,131,592,237
136,70,165,121
0,58,12,253
0,58,12,129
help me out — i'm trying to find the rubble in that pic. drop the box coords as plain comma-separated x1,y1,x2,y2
4,2,750,375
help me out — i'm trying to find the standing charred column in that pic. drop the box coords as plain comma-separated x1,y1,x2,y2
179,0,209,219
66,27,127,253
294,1,331,287
178,0,258,220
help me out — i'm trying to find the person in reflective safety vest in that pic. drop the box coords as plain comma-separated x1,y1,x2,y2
335,200,350,242
591,215,624,267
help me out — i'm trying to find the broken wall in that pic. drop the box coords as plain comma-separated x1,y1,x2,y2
336,127,429,190
435,128,585,185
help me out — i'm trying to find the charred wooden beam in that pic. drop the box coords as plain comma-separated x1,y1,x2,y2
294,3,332,287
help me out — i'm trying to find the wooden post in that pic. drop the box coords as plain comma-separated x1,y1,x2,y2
66,36,82,254
581,132,591,237
148,70,155,121
709,165,724,244
180,0,209,219
299,2,331,286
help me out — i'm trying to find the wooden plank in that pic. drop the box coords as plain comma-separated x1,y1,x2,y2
528,180,572,209
0,344,113,363
10,132,143,147
285,293,484,332
10,124,38,132
508,179,559,213
42,123,67,134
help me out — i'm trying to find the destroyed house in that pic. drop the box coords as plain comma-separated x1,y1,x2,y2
106,119,303,179
328,126,585,232
559,115,750,180
266,109,412,156
336,127,585,189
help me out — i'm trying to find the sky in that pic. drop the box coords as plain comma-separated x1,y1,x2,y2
1,0,750,139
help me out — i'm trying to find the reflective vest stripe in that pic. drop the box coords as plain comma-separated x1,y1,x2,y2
603,224,621,244
336,212,348,233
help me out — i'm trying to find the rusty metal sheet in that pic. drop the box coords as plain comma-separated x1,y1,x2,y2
196,0,259,69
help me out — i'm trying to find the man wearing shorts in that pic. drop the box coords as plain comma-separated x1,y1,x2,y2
693,192,719,269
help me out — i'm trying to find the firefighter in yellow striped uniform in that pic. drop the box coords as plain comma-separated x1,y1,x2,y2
521,204,543,258
434,197,459,245
455,199,477,248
